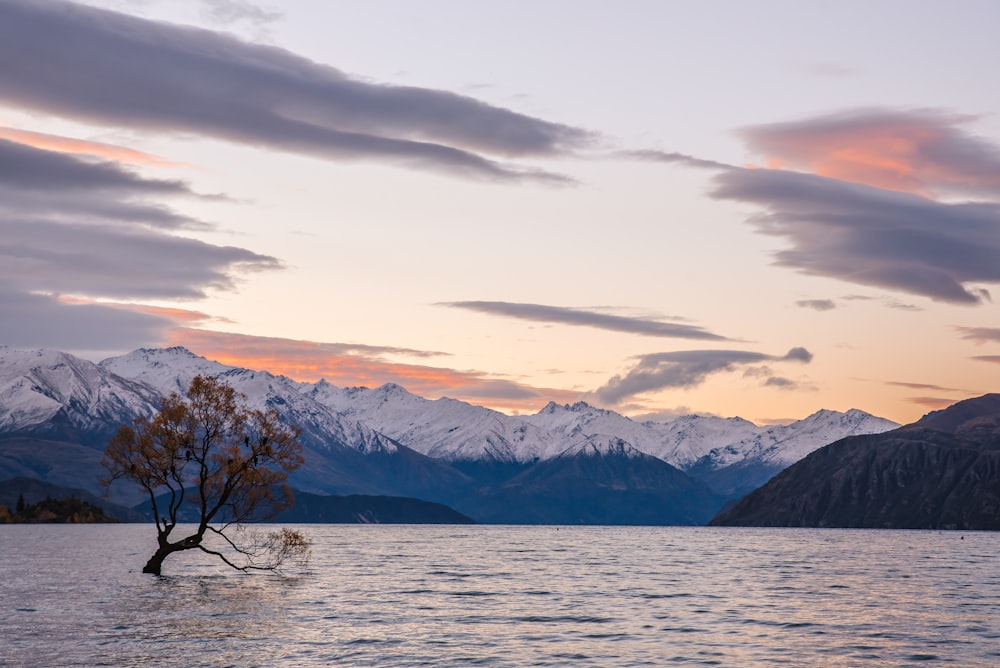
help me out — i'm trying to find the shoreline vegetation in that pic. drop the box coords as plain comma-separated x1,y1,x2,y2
0,495,118,523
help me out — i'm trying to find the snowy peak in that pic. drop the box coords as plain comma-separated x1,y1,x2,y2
697,408,900,470
307,381,561,463
99,346,233,396
0,346,160,436
0,345,902,484
559,435,648,460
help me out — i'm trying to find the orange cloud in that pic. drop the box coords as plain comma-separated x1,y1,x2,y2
906,396,958,409
739,109,1000,198
54,296,220,325
0,126,182,168
166,328,582,414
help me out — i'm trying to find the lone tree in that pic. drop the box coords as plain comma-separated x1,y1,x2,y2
103,375,310,575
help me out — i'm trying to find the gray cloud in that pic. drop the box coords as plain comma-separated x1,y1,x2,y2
440,301,730,341
907,396,959,409
0,139,279,300
710,167,1000,304
738,108,1000,198
796,299,836,311
593,347,812,405
0,0,592,183
0,134,283,354
1,218,280,300
885,381,965,392
199,0,282,28
614,150,734,171
0,286,173,354
0,139,208,230
956,326,1000,344
972,355,1000,365
841,294,922,311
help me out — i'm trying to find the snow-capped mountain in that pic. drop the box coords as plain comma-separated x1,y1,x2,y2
523,401,762,469
695,408,900,470
0,345,902,520
305,381,564,462
0,345,159,441
100,347,399,456
554,435,649,460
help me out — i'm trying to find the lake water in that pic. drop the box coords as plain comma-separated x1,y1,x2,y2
1,525,997,667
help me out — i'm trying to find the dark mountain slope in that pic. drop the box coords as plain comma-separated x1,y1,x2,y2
276,491,475,524
459,438,723,525
711,394,1000,530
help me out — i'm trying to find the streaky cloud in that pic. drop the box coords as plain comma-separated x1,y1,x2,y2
0,127,182,168
0,218,280,300
440,301,730,341
971,355,1000,365
0,0,592,183
0,139,191,198
0,287,174,355
614,149,734,171
907,396,961,409
956,326,1000,344
738,108,1000,197
884,380,966,393
0,133,282,318
710,166,1000,304
796,299,837,311
199,0,283,28
592,347,811,406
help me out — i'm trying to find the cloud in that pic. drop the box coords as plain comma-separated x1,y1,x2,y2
796,299,837,311
738,108,1000,197
907,396,959,409
956,326,1000,344
167,328,581,412
0,287,175,355
709,166,1000,304
0,0,592,183
199,0,282,28
0,134,283,355
592,347,812,405
842,294,921,311
971,355,1000,365
440,301,730,341
0,139,210,230
614,150,734,171
1,218,279,300
629,406,701,422
0,127,182,168
884,380,965,393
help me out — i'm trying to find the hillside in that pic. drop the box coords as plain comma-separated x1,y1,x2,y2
711,394,1000,530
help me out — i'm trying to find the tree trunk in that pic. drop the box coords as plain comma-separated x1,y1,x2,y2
142,544,173,575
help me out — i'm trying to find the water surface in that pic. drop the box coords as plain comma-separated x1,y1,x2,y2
2,525,997,666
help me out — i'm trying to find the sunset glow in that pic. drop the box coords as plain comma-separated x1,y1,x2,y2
2,1,999,425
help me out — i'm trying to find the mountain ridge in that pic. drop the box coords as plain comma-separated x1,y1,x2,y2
710,394,1000,530
1,344,902,524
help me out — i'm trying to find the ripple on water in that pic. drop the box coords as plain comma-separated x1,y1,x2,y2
0,525,998,667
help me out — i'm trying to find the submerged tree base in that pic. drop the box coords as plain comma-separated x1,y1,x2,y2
140,527,311,575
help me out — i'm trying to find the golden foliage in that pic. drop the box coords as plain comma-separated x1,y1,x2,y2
103,375,310,574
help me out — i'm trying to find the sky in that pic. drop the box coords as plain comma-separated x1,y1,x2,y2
2,0,1000,425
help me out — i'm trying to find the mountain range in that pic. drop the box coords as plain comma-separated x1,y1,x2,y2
711,394,1000,530
0,345,899,524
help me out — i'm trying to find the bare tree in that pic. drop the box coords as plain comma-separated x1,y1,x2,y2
103,375,310,575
